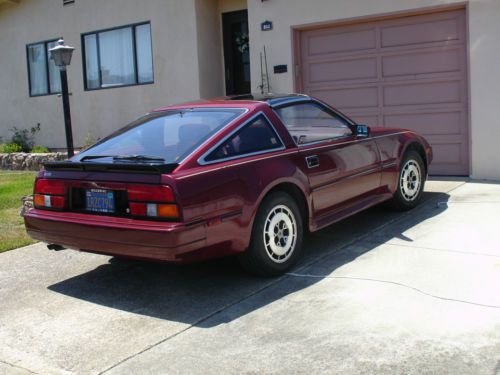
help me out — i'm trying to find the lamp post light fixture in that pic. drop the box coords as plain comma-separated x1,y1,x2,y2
49,38,75,158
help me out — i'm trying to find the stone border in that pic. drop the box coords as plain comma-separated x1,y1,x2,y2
0,152,67,171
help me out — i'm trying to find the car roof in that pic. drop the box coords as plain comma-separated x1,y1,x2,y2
152,93,312,112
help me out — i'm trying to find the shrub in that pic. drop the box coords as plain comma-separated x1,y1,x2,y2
83,129,98,149
31,145,50,153
0,143,22,153
9,123,41,152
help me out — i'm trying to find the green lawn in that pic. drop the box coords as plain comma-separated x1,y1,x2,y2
0,171,37,252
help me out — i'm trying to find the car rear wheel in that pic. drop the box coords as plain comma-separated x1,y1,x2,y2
390,150,426,211
239,192,303,276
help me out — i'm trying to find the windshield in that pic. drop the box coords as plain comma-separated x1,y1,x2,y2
75,109,245,164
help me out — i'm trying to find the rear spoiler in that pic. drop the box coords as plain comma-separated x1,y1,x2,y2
43,161,179,174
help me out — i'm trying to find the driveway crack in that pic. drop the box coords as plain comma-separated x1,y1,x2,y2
0,359,39,375
286,272,500,309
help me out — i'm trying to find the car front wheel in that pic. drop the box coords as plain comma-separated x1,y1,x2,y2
390,150,426,210
239,192,303,276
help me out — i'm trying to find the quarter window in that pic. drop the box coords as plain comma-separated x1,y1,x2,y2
82,22,153,90
27,39,62,96
205,114,283,162
275,102,352,144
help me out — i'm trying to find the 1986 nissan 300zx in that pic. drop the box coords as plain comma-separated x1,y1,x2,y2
24,94,432,275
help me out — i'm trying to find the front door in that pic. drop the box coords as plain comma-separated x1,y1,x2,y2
274,100,381,227
222,10,251,95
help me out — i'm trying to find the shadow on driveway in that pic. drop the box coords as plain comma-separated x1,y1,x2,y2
48,191,450,327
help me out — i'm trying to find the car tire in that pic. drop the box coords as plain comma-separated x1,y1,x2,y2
239,192,304,276
390,150,426,211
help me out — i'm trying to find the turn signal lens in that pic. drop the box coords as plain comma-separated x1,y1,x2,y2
34,194,65,209
34,194,45,207
157,204,179,218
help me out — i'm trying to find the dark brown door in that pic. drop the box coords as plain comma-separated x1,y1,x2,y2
222,10,251,95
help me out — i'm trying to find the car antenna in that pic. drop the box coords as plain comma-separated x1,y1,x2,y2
258,51,265,94
263,45,271,94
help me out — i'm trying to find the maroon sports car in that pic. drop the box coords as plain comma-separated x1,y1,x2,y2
24,94,432,275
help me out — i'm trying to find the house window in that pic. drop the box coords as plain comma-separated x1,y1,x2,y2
82,22,154,90
26,39,62,96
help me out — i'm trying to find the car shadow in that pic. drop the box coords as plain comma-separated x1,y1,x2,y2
48,191,450,328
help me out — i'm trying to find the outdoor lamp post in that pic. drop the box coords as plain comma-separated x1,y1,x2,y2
49,39,75,158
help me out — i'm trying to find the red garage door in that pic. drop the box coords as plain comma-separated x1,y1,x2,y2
298,9,469,175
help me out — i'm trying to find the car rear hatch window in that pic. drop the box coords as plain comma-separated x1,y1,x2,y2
74,109,245,165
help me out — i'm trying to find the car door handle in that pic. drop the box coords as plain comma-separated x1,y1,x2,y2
306,155,319,168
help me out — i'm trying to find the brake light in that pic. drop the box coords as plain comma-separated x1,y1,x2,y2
34,179,66,209
34,179,66,195
127,185,174,202
127,185,179,219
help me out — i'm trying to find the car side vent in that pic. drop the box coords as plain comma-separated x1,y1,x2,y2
63,0,75,6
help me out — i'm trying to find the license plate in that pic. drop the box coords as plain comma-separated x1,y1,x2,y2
86,189,115,213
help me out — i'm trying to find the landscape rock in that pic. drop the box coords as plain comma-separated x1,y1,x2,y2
0,152,67,171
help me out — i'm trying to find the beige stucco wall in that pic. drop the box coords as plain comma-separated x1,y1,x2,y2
247,0,500,180
195,0,224,99
218,0,246,14
0,0,207,148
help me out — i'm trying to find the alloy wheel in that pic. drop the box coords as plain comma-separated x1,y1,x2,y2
400,159,422,201
263,204,297,263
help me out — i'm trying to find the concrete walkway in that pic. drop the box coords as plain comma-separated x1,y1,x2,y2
0,180,499,374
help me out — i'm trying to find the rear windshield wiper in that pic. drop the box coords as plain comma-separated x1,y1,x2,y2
112,155,165,162
80,155,116,161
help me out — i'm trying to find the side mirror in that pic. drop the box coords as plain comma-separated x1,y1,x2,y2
355,124,370,138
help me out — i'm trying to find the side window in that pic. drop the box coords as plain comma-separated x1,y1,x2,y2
275,102,352,144
205,114,283,162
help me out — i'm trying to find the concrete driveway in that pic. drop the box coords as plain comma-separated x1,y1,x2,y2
0,180,499,375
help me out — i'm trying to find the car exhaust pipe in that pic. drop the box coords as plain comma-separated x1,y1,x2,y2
47,244,66,251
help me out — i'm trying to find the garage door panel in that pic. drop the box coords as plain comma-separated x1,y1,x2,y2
384,111,463,136
383,80,461,107
382,48,461,78
381,18,460,48
304,28,377,57
309,86,379,109
309,57,378,83
299,9,469,175
430,142,464,165
348,114,380,127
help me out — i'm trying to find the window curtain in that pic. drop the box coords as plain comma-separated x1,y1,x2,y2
84,35,100,89
135,24,153,83
99,27,135,87
28,44,48,95
47,41,61,93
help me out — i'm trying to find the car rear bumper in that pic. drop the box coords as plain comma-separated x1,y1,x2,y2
24,209,206,262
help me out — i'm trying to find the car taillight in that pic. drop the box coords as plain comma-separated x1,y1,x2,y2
127,185,179,219
127,185,175,202
34,179,66,209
